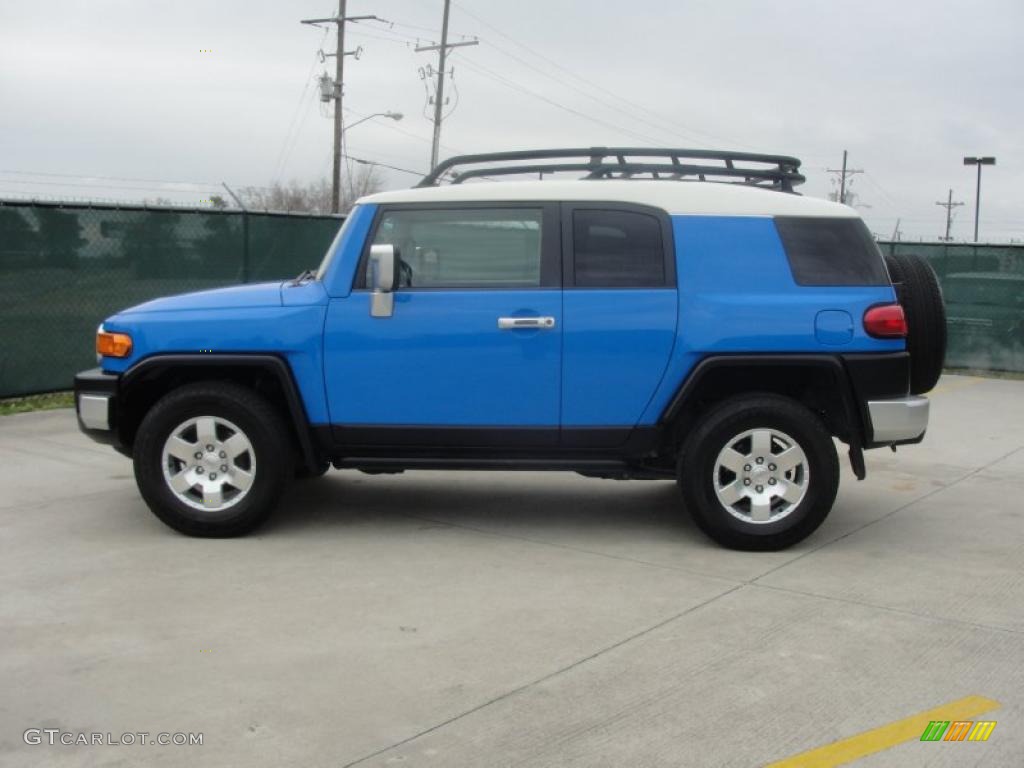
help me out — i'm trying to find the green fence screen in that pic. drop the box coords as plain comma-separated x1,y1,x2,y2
880,241,1024,372
0,201,342,397
1,199,1022,398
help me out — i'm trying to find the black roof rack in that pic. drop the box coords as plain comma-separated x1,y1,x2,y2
417,147,805,192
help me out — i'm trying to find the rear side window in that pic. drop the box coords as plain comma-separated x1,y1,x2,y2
775,216,888,286
572,209,666,287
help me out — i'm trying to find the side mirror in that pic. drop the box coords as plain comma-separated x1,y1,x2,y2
369,244,398,317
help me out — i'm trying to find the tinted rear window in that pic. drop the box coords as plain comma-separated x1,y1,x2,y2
775,216,888,286
572,209,666,287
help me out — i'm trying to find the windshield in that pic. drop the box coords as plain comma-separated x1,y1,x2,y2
315,207,359,281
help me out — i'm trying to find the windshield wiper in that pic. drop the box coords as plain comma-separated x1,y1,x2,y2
291,269,317,286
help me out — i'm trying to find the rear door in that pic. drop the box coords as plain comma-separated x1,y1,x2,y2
560,204,678,446
324,203,563,445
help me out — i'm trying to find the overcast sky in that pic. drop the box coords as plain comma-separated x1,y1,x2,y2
1,0,1020,241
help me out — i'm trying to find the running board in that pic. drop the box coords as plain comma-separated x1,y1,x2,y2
334,457,661,474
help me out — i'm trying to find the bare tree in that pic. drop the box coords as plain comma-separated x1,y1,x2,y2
241,166,384,214
343,163,385,208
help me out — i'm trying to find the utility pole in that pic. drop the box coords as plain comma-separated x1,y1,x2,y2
827,150,864,205
935,189,963,242
302,4,381,213
330,1,345,214
963,156,996,242
416,0,478,170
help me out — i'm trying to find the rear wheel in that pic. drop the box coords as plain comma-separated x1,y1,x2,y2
133,382,292,537
884,253,946,394
677,394,839,551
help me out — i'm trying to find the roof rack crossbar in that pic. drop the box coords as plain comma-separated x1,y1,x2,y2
418,147,804,191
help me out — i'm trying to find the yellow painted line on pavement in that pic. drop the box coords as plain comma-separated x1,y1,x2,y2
764,694,1000,768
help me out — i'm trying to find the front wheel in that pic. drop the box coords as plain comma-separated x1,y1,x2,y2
133,382,292,537
677,394,839,551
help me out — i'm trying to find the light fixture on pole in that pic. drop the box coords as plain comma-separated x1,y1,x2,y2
963,156,996,242
343,111,403,135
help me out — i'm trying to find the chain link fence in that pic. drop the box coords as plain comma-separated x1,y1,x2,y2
2,200,1022,398
0,201,342,397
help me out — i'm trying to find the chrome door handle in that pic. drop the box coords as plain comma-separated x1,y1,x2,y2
497,316,556,330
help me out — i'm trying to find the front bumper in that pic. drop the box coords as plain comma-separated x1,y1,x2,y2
74,368,122,448
867,395,929,445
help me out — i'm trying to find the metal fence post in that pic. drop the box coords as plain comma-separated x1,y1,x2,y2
221,183,249,283
241,211,249,283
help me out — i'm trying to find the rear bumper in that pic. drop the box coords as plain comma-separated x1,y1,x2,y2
74,368,122,448
866,395,929,445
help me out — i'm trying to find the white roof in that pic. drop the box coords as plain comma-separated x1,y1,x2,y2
359,180,858,218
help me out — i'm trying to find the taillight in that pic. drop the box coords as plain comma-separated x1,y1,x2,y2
863,304,907,338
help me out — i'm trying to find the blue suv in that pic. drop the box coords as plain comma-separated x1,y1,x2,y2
74,148,945,550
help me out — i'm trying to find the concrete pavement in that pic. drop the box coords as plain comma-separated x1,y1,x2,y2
1,374,1022,767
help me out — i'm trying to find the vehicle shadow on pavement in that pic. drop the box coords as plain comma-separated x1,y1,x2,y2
268,472,699,540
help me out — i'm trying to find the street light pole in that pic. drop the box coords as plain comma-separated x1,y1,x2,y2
963,156,996,242
337,112,402,204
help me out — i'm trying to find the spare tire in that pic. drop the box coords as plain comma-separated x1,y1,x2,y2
884,253,946,394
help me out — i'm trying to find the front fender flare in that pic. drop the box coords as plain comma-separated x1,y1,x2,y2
120,353,320,473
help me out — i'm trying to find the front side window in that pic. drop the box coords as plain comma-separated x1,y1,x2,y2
572,209,666,287
367,208,544,289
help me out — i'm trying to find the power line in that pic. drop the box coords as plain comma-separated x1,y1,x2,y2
474,34,709,148
343,153,426,177
451,2,746,149
0,169,223,187
457,57,673,146
0,171,295,199
344,27,417,46
382,20,445,37
343,108,463,153
861,172,901,210
272,27,328,182
276,85,321,184
0,178,218,194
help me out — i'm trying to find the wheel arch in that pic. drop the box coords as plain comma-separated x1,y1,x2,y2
659,354,866,478
117,354,320,473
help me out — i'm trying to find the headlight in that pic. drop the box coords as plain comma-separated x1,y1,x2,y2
96,325,133,358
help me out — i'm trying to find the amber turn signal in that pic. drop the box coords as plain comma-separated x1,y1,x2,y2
96,330,133,358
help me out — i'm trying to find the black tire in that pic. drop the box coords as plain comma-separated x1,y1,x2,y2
676,394,839,551
884,253,946,394
133,382,292,537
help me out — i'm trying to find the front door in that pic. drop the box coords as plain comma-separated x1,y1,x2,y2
324,203,562,446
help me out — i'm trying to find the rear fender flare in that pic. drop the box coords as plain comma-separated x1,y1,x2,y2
659,354,866,479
